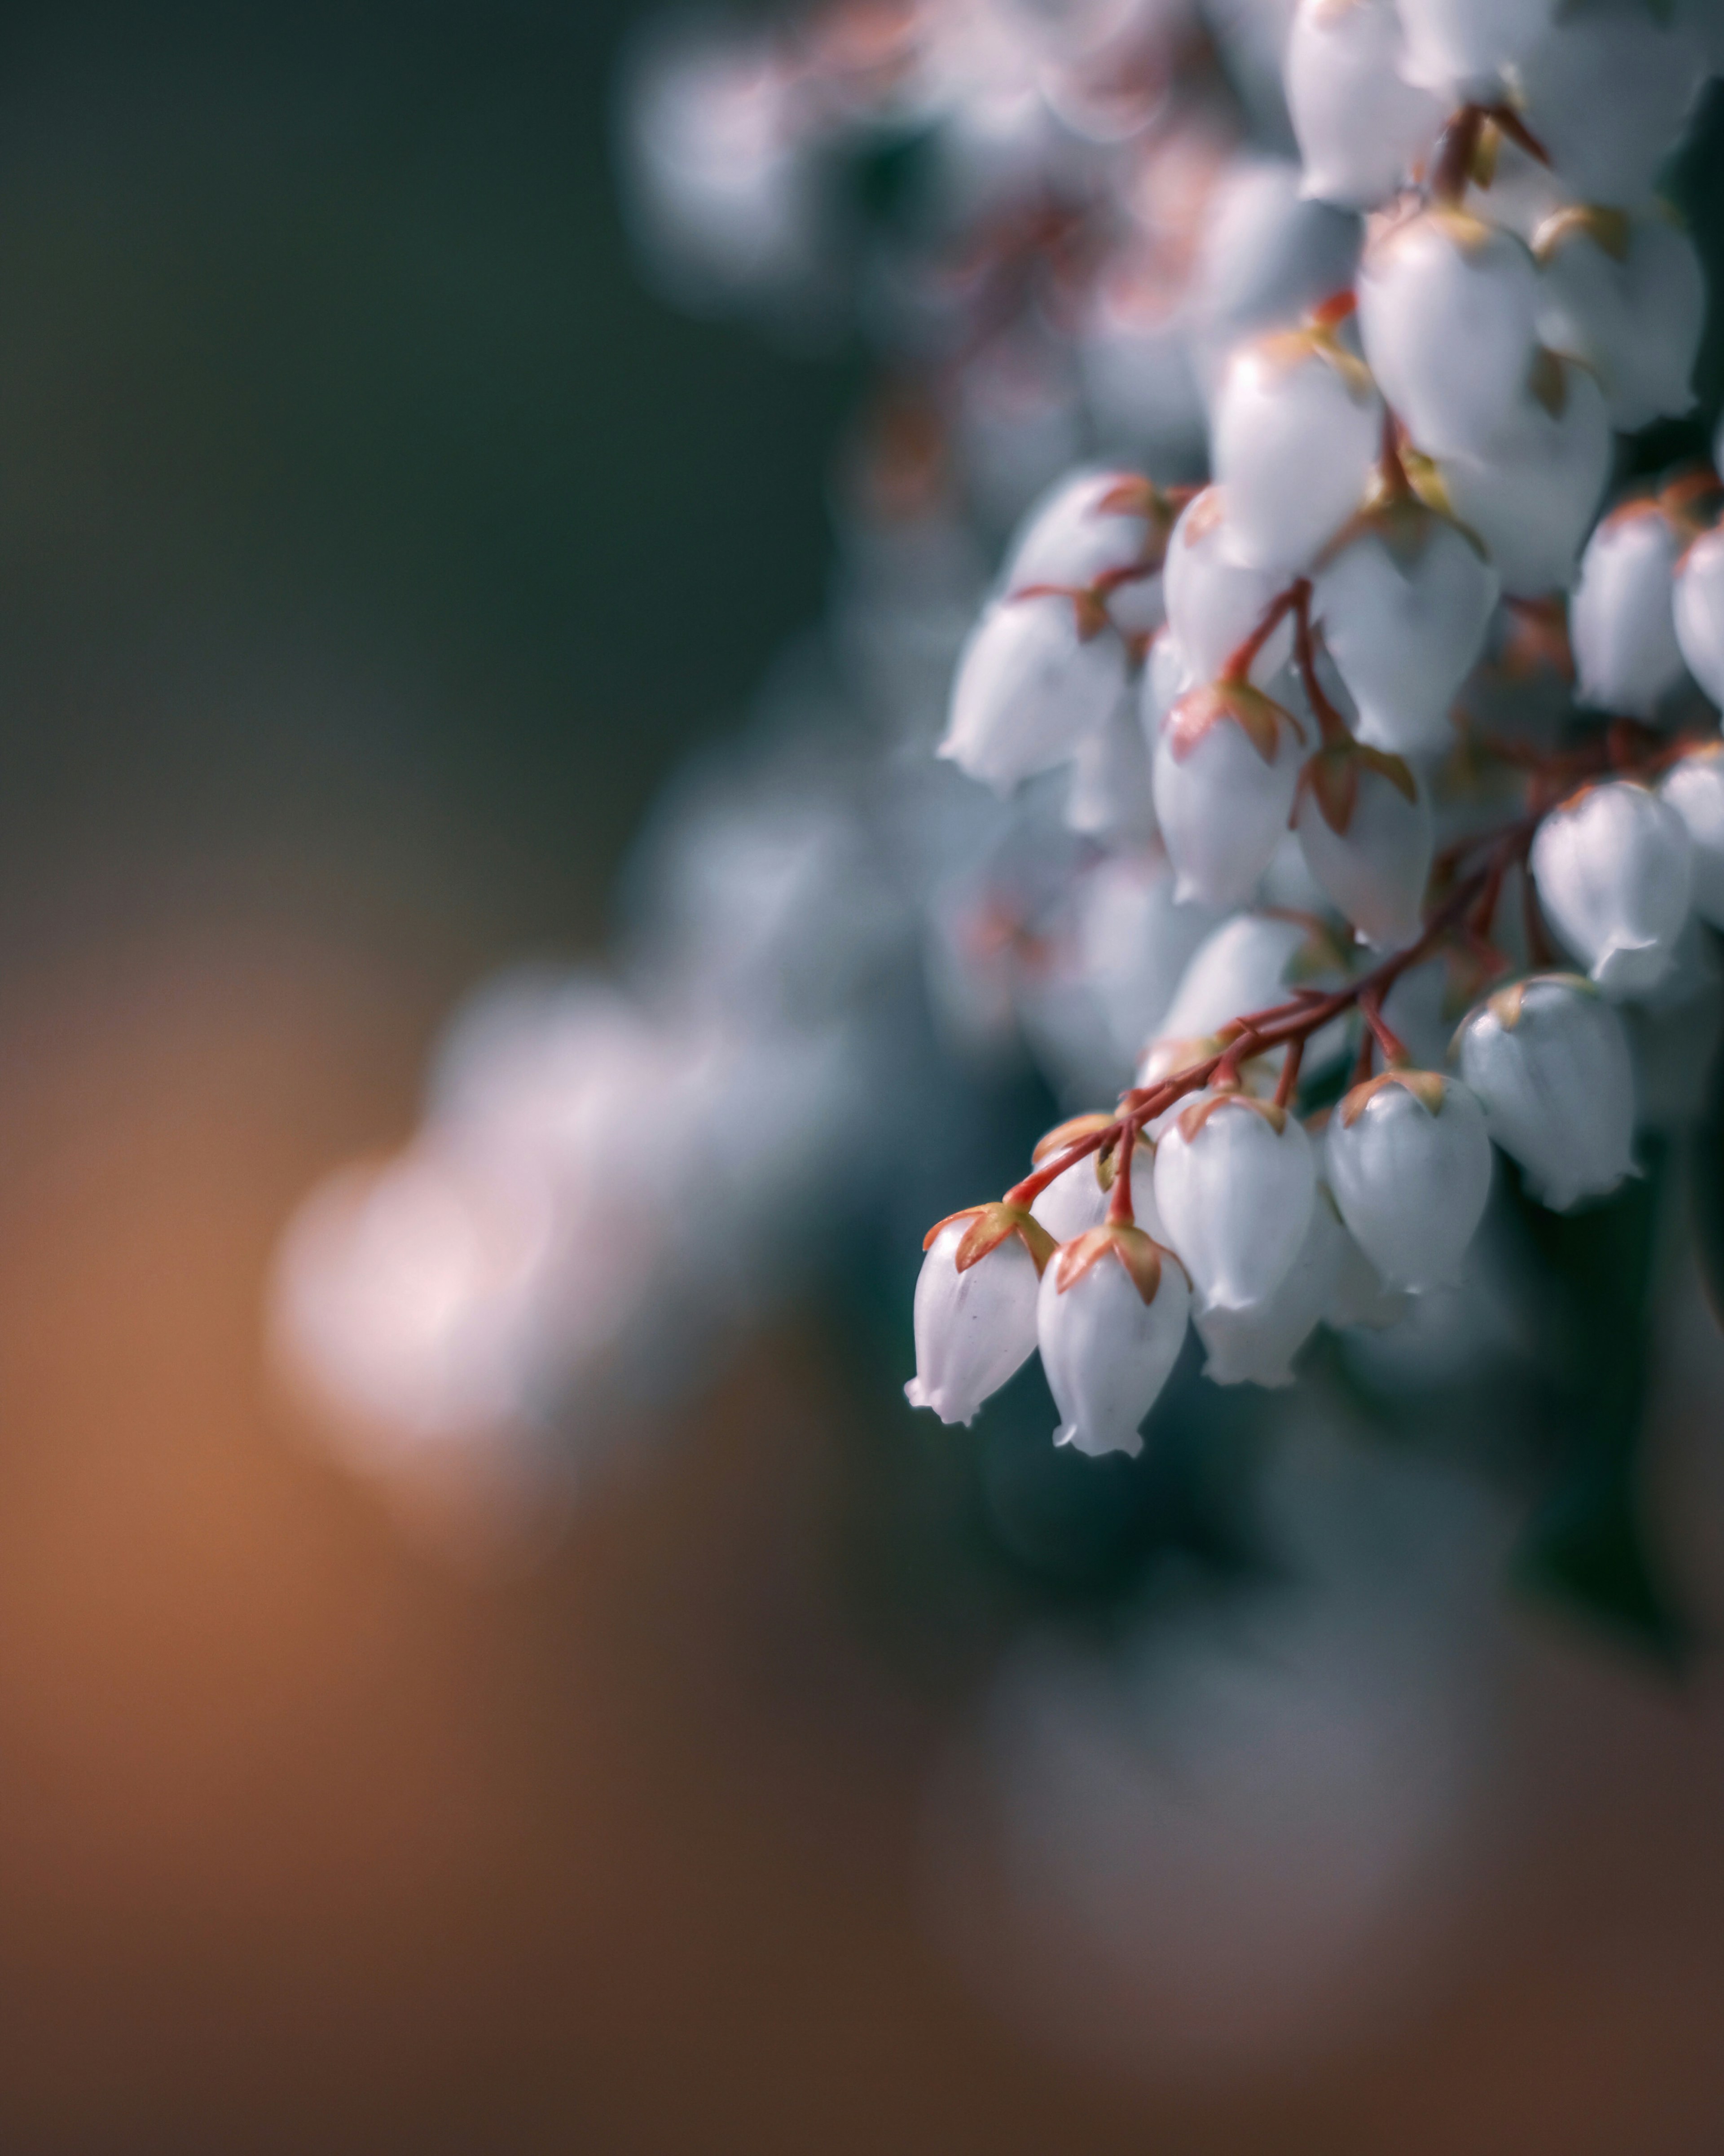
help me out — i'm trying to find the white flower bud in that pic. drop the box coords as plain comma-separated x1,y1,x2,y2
1065,689,1157,844
1070,857,1220,1064
1516,9,1705,211
1455,975,1637,1212
1314,503,1498,754
1660,748,1724,930
1005,469,1165,593
1038,1228,1192,1458
1162,488,1295,683
906,1213,1046,1425
1153,913,1323,1060
1324,1071,1493,1292
1435,354,1610,597
1674,525,1724,709
1294,746,1434,950
1285,0,1444,211
941,592,1124,793
1570,506,1688,719
1030,1127,1161,1245
1195,1183,1345,1386
1535,211,1703,433
1152,682,1307,908
1530,780,1693,996
1358,211,1540,459
1211,331,1382,573
1153,1093,1317,1311
1393,0,1558,92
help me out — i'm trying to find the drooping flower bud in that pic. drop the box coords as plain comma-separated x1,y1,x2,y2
1516,7,1706,212
1569,504,1689,719
1454,975,1637,1212
906,1208,1052,1425
1064,689,1157,845
1194,1182,1345,1387
1162,488,1294,683
1358,211,1540,460
1313,498,1498,754
941,591,1124,794
1069,857,1220,1066
1037,1225,1191,1457
1393,0,1558,93
1535,210,1704,434
1324,1071,1493,1292
1211,328,1381,573
1005,468,1175,594
1153,681,1306,908
1660,746,1724,930
1434,353,1611,597
1529,780,1693,996
1294,743,1433,950
1674,525,1724,710
1152,1092,1316,1312
1029,1120,1161,1245
1284,0,1444,212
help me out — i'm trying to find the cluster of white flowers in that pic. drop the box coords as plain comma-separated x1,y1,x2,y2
908,0,1724,1462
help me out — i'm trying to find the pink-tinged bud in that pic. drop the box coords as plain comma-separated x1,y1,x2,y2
941,592,1123,794
1195,1182,1345,1387
1530,781,1693,996
1358,212,1540,460
1285,0,1443,212
1570,506,1688,719
906,1212,1050,1426
1535,211,1704,434
1037,1226,1191,1457
1162,488,1294,683
1005,469,1174,593
1455,975,1637,1212
1516,9,1705,212
1152,1093,1316,1312
1314,502,1498,754
1294,744,1432,950
1153,682,1306,908
1393,0,1558,92
1660,747,1724,929
1212,330,1381,573
1674,525,1724,710
1434,354,1611,598
1325,1072,1492,1292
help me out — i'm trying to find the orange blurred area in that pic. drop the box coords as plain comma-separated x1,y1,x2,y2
0,877,1716,2154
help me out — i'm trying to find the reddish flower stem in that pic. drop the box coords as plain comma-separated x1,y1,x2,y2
1219,580,1302,684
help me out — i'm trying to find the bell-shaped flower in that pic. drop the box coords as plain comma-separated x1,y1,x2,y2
1314,498,1498,754
1284,0,1444,211
1454,974,1637,1212
1153,1091,1316,1312
941,591,1124,794
1535,210,1703,433
906,1206,1052,1425
1064,689,1156,846
1674,525,1724,709
1569,505,1688,719
1660,747,1724,930
1153,681,1307,908
1162,488,1294,683
1029,1119,1162,1245
1324,1070,1493,1292
1516,7,1706,211
1294,742,1433,950
1435,353,1611,597
1038,1224,1192,1458
1394,0,1558,92
1529,780,1693,996
1358,210,1541,459
1194,1183,1345,1386
1211,328,1381,573
1005,468,1175,594
1070,857,1220,1065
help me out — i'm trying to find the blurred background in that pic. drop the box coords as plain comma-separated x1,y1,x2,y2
0,3,1722,2150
